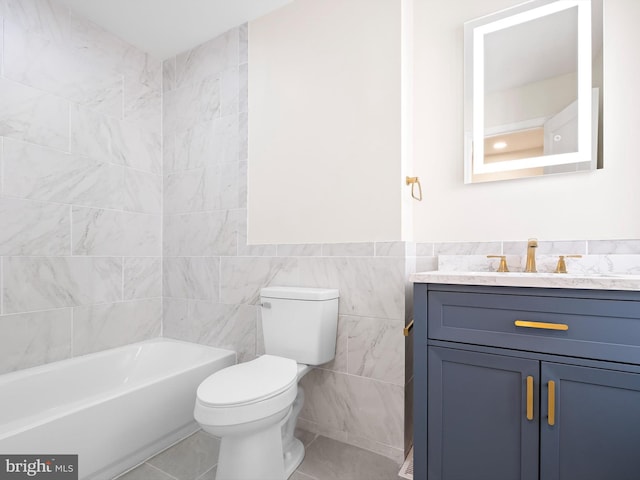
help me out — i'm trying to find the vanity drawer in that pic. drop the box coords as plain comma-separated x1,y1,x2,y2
428,291,640,364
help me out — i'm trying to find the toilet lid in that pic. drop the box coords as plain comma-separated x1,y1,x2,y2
197,355,298,407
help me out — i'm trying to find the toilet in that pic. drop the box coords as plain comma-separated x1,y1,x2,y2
194,286,339,480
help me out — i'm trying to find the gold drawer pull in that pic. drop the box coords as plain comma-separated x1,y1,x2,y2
526,376,534,421
514,320,569,331
548,380,556,426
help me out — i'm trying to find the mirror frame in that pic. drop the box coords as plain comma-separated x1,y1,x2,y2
464,0,595,183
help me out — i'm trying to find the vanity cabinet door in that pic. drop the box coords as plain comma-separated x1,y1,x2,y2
540,362,640,480
427,347,539,480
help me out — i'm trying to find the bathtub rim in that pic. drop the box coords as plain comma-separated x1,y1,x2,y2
0,337,236,386
0,338,236,440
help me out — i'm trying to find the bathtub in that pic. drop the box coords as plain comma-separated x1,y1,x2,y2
0,338,236,480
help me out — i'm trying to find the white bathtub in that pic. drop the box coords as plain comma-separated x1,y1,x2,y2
0,338,235,480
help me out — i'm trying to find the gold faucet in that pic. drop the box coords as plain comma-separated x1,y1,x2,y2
554,255,583,274
525,238,538,273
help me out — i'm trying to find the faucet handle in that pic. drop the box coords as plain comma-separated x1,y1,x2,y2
554,255,583,274
487,255,509,272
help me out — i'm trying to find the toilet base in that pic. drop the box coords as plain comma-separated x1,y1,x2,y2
205,378,310,479
215,421,286,480
283,438,305,479
214,429,305,480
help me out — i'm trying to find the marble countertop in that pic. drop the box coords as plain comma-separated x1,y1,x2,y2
410,271,640,291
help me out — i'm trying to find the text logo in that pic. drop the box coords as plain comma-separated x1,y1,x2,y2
0,456,77,480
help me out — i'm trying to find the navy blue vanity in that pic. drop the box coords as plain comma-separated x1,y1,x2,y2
412,281,640,480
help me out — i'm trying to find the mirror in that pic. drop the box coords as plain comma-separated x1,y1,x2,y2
464,0,603,184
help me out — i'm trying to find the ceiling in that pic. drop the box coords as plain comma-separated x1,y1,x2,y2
52,0,294,59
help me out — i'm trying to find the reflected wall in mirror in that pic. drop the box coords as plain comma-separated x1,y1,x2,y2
464,0,603,184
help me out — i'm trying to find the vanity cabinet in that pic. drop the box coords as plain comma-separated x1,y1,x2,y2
413,284,640,480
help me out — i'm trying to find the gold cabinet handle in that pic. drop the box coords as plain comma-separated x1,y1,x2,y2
514,320,569,331
526,376,534,421
403,319,414,337
548,380,556,426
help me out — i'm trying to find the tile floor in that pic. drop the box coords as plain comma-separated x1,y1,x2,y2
116,429,402,480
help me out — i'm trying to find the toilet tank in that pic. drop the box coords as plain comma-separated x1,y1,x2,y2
260,287,339,365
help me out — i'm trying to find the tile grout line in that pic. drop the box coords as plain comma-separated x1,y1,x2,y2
0,140,4,318
1,137,4,195
0,298,161,318
310,365,406,388
195,463,217,480
218,256,222,307
3,255,164,259
121,256,125,302
67,92,72,154
160,56,165,339
0,191,162,217
140,462,179,480
344,315,350,379
69,204,73,255
1,130,171,173
0,256,3,316
70,306,74,358
148,462,179,480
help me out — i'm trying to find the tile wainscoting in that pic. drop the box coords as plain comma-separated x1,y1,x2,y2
162,241,414,463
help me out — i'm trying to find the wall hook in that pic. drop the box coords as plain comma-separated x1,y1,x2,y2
405,176,423,201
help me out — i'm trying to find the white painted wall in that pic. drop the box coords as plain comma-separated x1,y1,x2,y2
248,0,401,244
413,0,640,242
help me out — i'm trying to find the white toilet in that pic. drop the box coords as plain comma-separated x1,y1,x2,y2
194,286,339,480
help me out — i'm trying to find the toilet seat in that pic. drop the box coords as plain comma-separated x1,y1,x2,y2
195,355,299,427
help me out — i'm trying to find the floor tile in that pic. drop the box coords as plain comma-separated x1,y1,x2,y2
116,463,177,480
118,429,400,480
297,436,400,480
290,471,318,480
147,431,220,480
196,465,217,480
295,427,318,448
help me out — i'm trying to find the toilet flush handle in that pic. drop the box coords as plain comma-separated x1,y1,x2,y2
259,302,271,309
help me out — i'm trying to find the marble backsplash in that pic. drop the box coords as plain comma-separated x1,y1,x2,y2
415,239,640,274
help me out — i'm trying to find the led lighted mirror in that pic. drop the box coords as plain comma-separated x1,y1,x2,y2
464,0,603,184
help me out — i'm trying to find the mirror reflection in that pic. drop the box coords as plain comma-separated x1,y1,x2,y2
464,0,603,184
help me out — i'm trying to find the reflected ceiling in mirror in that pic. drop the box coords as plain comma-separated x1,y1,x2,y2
464,0,603,184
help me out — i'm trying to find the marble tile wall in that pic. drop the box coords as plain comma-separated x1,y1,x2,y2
161,26,412,463
0,0,162,374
